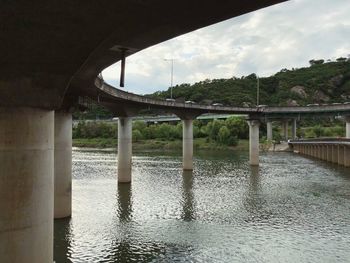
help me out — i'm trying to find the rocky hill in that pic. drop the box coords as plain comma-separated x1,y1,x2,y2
150,58,350,107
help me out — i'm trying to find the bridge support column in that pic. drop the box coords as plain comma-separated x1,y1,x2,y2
267,121,273,141
344,146,350,167
283,120,289,141
118,117,132,183
183,119,193,170
346,116,350,138
248,120,260,166
291,119,297,140
54,111,72,219
0,107,54,263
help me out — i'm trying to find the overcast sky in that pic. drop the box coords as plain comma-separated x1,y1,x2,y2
102,0,350,95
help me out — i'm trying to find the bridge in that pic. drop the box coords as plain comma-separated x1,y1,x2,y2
92,78,350,170
1,1,350,262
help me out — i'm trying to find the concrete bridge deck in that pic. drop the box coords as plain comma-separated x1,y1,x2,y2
94,77,350,118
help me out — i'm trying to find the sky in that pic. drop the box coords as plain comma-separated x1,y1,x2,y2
102,0,350,95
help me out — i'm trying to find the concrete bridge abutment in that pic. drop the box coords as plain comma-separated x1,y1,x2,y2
54,111,72,219
0,107,54,263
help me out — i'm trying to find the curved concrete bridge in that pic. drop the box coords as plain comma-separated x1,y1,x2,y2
92,76,350,171
2,1,350,262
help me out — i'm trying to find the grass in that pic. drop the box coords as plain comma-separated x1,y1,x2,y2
73,137,249,151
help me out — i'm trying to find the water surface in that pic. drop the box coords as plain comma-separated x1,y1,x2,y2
54,149,350,262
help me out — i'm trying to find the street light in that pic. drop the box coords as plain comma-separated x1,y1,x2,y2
164,58,174,99
256,74,259,106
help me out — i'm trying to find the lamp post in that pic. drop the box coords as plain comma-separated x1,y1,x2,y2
256,74,259,106
164,58,174,99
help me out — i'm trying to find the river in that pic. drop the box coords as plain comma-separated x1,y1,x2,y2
54,148,350,262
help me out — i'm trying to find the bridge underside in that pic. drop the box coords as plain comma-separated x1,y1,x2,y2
0,0,285,109
1,1,290,262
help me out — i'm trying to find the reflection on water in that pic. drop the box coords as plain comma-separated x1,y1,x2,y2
54,150,350,263
117,184,133,222
181,170,196,221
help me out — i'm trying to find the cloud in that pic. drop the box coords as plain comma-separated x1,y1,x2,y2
102,0,350,95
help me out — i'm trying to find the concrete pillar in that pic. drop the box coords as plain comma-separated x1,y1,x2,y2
248,120,260,166
345,116,350,139
338,145,345,166
54,111,72,219
283,120,289,141
291,119,297,140
267,121,273,141
332,145,339,164
344,146,350,167
118,117,132,183
183,119,194,170
0,107,54,263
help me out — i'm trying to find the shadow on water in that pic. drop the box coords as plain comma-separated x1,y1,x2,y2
181,170,196,221
242,165,274,223
54,218,72,263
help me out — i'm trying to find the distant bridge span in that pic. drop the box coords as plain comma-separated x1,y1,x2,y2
94,77,350,119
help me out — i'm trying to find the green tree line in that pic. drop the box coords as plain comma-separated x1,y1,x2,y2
73,116,249,146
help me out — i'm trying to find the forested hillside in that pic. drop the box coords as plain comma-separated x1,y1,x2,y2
75,58,350,119
150,58,350,107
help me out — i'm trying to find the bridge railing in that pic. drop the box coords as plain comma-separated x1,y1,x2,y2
288,138,350,144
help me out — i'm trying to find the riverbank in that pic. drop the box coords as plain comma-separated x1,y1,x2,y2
73,137,249,151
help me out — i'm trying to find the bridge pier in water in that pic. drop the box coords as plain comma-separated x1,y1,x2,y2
118,117,133,183
346,116,350,138
282,119,289,141
291,118,297,139
54,111,72,219
0,107,54,263
248,119,260,166
267,121,273,140
183,119,194,170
